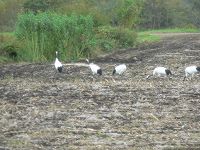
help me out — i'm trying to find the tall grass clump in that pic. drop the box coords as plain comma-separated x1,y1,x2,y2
15,12,95,62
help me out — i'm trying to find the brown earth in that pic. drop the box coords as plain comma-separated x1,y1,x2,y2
0,33,200,149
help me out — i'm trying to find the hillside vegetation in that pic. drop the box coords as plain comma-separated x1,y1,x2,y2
0,0,200,62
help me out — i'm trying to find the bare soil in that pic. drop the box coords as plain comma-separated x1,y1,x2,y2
0,33,200,150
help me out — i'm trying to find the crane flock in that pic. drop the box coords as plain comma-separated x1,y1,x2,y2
54,51,199,81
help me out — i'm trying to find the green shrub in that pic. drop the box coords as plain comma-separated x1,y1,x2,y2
0,32,19,63
177,24,198,30
96,26,137,51
15,12,95,62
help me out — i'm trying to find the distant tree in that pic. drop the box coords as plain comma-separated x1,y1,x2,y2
139,0,191,29
23,0,63,13
23,0,49,13
57,0,143,28
57,0,112,26
0,0,25,31
140,0,170,29
190,0,200,10
184,0,200,27
115,0,144,29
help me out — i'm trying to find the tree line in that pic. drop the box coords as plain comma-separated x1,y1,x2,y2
0,0,200,32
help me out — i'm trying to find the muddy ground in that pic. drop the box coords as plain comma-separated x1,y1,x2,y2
0,33,200,150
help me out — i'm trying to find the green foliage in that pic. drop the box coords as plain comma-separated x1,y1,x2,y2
23,0,62,13
15,12,138,62
15,12,95,62
137,27,200,43
58,0,144,29
115,0,144,28
0,32,19,63
96,26,137,51
145,28,200,33
0,56,10,63
140,0,171,29
58,0,111,27
184,0,200,27
23,0,49,13
139,0,200,29
137,32,160,43
0,0,26,32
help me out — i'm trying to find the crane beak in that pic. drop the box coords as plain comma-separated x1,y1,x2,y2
86,59,89,63
145,75,150,79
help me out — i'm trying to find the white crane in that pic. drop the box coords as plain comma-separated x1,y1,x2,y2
146,66,172,79
183,65,200,81
112,64,127,75
86,59,102,75
54,51,63,73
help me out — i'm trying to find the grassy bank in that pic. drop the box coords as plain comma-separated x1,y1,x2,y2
137,28,200,43
146,28,200,33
